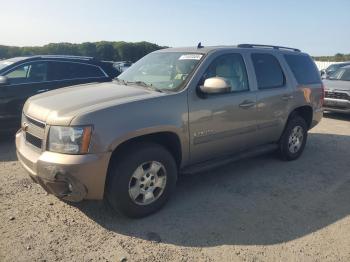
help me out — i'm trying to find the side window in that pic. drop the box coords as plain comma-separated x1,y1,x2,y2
50,62,105,80
5,62,48,84
49,62,70,80
202,53,249,92
284,54,321,85
252,53,285,89
69,63,105,78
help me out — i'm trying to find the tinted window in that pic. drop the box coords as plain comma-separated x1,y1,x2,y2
340,69,350,81
202,53,249,92
101,62,120,78
252,53,285,89
50,62,105,80
5,62,48,84
284,54,321,85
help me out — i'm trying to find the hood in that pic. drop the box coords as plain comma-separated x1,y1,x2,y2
323,79,350,92
24,81,163,125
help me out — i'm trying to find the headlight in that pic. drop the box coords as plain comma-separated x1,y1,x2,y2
48,126,92,154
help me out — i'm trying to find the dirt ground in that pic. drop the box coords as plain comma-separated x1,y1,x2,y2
1,113,350,262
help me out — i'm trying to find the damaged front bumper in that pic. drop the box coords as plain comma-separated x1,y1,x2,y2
26,167,88,202
15,130,111,201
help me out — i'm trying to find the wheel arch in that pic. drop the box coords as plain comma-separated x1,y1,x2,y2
287,105,313,129
110,131,182,166
104,130,183,194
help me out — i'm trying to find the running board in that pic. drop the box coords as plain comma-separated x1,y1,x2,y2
181,144,278,174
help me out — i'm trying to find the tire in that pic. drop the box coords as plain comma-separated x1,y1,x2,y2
105,143,177,218
278,115,308,161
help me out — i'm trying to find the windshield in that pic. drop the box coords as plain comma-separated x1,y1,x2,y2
0,60,14,71
330,68,350,81
117,52,203,91
326,64,340,73
327,63,350,73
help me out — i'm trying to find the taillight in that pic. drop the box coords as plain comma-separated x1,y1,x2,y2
320,83,325,106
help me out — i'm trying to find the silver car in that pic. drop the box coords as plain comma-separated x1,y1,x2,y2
323,65,350,114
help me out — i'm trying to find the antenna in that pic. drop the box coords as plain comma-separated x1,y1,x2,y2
197,42,204,49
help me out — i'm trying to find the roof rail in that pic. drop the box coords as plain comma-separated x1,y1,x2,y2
37,55,95,60
237,44,301,52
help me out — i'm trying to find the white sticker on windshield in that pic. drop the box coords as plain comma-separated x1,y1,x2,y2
179,54,203,60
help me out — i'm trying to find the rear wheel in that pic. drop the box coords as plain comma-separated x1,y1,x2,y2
106,143,177,218
278,115,308,161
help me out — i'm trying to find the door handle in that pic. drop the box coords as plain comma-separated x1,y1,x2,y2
239,100,256,109
281,94,294,101
36,89,49,93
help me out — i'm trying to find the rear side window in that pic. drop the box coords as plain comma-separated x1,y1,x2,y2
252,53,285,89
284,54,321,85
50,62,105,80
101,62,120,78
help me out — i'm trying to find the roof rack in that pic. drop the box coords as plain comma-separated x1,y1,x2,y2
237,44,301,52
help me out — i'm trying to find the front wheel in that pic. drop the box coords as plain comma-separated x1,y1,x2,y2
278,116,308,161
106,143,177,218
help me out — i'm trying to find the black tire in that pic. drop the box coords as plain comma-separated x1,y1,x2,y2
278,115,308,161
105,143,177,218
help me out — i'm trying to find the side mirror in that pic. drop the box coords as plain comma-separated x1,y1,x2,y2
200,77,231,94
0,76,9,86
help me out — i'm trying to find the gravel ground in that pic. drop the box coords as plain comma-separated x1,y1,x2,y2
1,113,350,262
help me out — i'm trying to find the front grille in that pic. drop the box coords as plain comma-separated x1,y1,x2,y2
26,116,45,129
325,91,350,100
22,114,46,150
25,132,43,149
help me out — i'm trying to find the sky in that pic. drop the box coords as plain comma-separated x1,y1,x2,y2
0,0,349,56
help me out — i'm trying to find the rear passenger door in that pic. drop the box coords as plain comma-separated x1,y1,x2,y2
48,61,108,90
251,53,294,144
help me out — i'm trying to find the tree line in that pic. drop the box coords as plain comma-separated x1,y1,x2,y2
1,42,349,63
0,41,166,62
313,53,350,62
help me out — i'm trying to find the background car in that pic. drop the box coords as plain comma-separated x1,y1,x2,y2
0,55,121,131
321,61,350,79
323,65,350,114
113,61,132,72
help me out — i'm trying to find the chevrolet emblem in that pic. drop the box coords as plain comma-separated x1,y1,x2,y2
22,122,29,132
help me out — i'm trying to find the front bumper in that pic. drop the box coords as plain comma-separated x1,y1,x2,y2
15,130,111,201
324,98,350,114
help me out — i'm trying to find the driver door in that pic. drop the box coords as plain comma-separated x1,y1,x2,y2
188,53,258,163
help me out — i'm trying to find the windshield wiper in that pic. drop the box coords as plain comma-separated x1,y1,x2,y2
126,80,151,87
114,77,128,85
125,81,164,93
114,78,165,92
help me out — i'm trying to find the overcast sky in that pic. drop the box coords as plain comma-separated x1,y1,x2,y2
0,0,349,56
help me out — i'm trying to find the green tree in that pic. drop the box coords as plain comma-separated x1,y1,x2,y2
96,42,116,60
79,42,97,57
0,41,166,61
